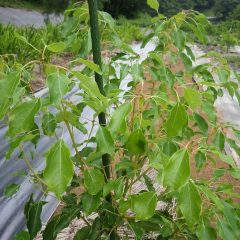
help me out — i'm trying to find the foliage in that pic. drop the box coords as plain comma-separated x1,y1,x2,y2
1,2,240,240
232,4,240,20
206,20,240,49
0,23,62,64
115,17,145,43
0,0,69,12
214,0,240,19
220,33,238,53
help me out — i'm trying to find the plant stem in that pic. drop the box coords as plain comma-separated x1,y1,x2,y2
87,0,111,184
20,145,47,187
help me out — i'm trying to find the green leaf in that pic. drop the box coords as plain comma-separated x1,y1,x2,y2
96,126,115,155
173,30,185,52
103,177,124,199
163,148,190,190
213,131,225,151
147,0,159,12
15,231,30,240
43,208,79,240
84,169,105,195
42,112,57,136
72,71,107,102
131,192,157,220
4,183,20,197
196,219,217,240
0,71,20,120
24,196,45,240
195,150,206,171
163,141,179,156
8,98,41,136
56,111,87,134
125,129,147,155
73,226,91,240
194,113,208,136
109,102,132,135
184,88,202,110
178,181,201,226
180,52,192,71
82,192,101,216
26,202,44,240
73,58,101,74
217,68,230,83
47,72,70,105
217,219,236,240
164,103,188,138
226,138,240,157
43,140,73,198
47,42,66,53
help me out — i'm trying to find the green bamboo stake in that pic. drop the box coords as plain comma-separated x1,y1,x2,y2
87,0,111,185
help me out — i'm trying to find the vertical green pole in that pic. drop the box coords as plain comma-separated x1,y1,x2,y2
87,0,111,183
87,2,118,238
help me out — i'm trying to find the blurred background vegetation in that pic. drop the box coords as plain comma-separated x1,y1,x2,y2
0,0,239,68
0,0,239,19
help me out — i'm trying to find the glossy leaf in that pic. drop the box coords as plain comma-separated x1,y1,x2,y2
164,103,188,138
184,88,202,110
47,72,70,105
0,71,20,120
178,181,201,226
8,98,41,136
131,192,157,220
43,140,73,198
84,169,105,195
96,126,115,155
109,102,132,135
125,129,147,155
163,148,190,190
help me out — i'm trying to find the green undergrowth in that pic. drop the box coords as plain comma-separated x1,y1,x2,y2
0,0,44,11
